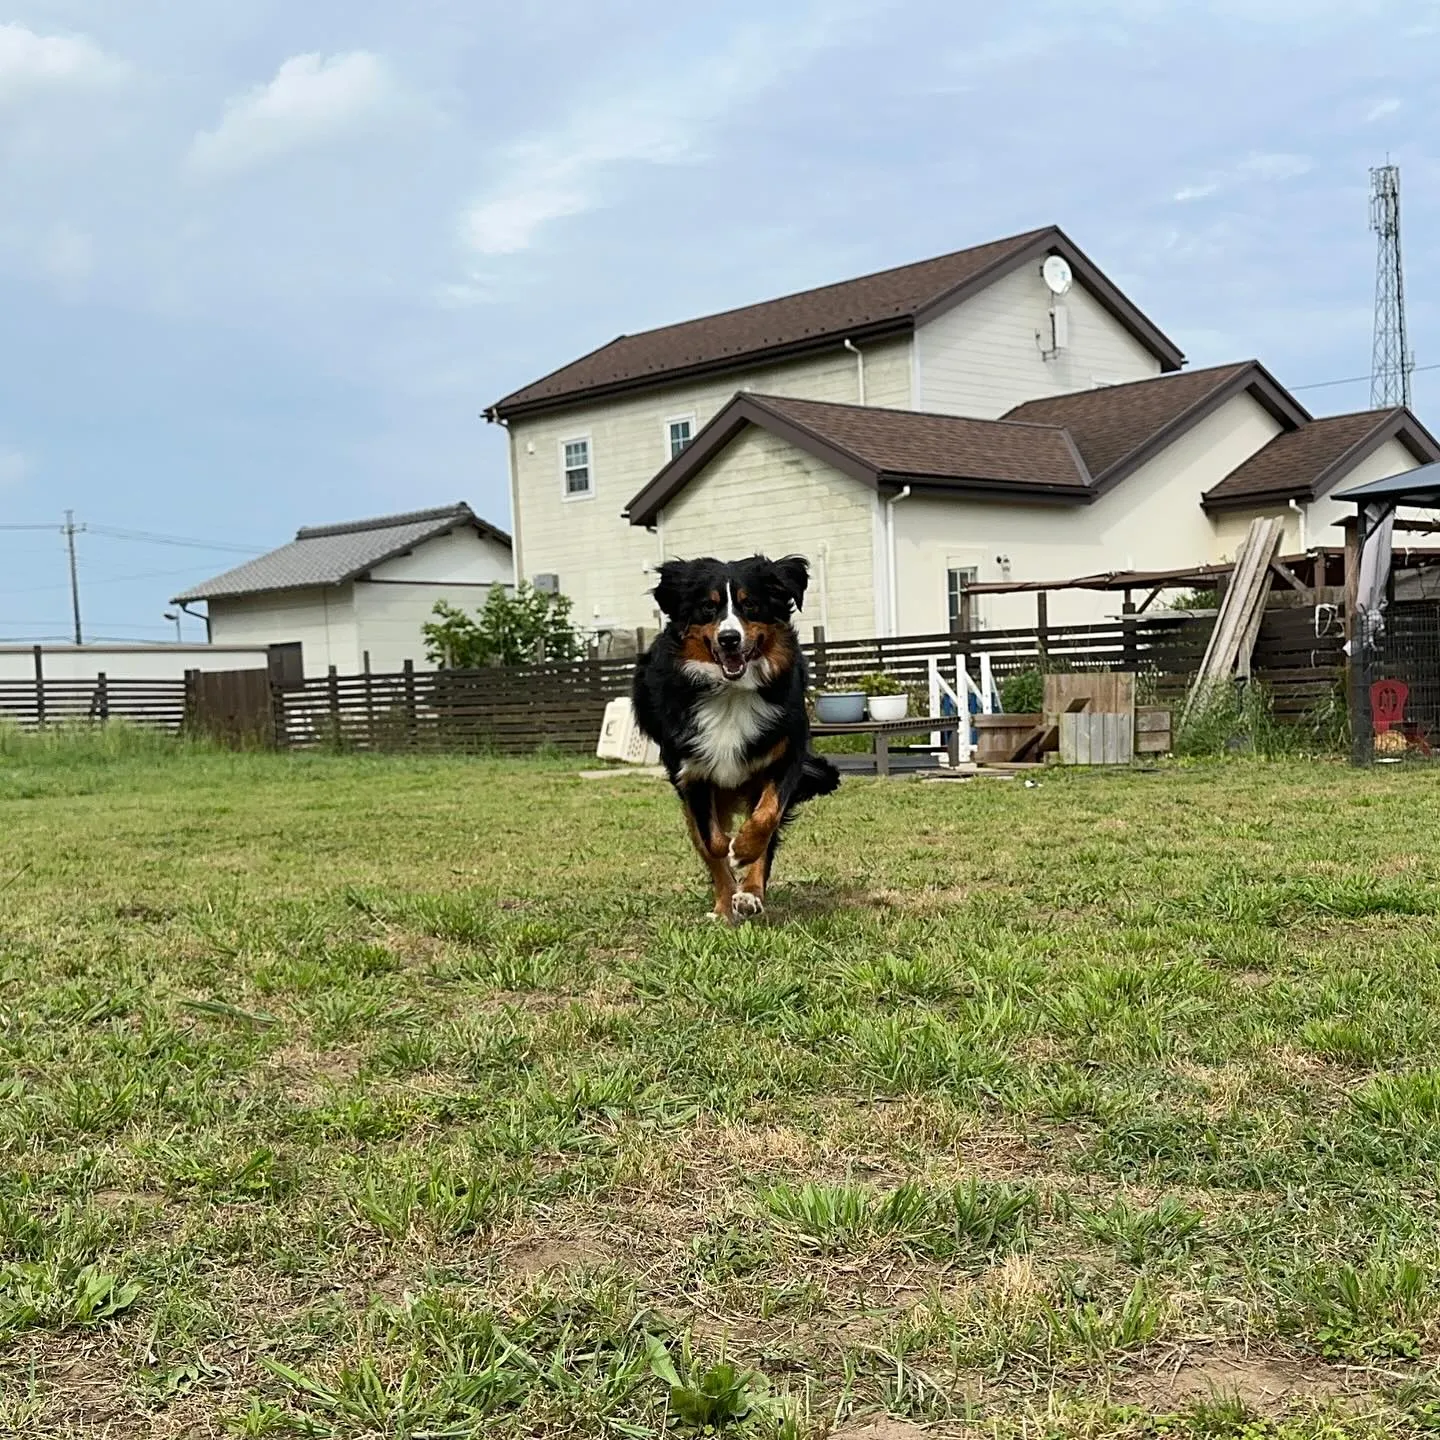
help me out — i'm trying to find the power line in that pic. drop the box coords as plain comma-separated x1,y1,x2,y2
85,524,265,555
1292,361,1440,394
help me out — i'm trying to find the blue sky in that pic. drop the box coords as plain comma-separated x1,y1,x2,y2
1,0,1437,641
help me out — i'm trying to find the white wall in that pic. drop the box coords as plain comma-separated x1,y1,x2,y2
508,338,911,633
0,644,268,683
894,392,1285,631
916,264,1163,419
368,526,511,585
208,585,360,677
658,426,878,640
351,581,490,673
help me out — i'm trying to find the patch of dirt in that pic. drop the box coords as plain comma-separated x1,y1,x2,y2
506,1237,608,1277
1117,1346,1352,1413
265,1045,362,1100
91,1188,166,1210
830,1419,932,1439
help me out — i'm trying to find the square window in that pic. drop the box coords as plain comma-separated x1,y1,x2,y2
562,438,591,497
667,417,694,460
947,566,978,629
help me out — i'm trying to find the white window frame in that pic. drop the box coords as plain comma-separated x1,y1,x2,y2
560,434,593,502
664,413,696,462
947,562,982,631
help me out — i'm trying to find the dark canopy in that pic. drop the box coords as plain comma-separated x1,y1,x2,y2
1334,461,1440,508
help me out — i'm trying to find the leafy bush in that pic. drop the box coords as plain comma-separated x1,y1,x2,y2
423,583,580,669
857,671,904,697
1001,668,1044,714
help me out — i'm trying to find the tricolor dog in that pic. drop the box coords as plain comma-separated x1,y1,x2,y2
632,554,839,922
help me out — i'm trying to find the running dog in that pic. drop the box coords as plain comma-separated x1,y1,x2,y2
632,554,840,922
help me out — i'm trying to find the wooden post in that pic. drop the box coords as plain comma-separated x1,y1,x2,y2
32,644,44,728
1342,516,1362,763
270,672,289,749
327,664,340,748
363,650,375,750
96,672,109,723
403,659,418,748
811,625,827,689
1122,597,1138,672
1035,592,1049,668
184,668,199,735
958,587,974,640
634,627,646,657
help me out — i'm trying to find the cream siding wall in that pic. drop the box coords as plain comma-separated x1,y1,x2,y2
659,427,877,640
916,265,1162,419
508,339,910,633
893,393,1285,631
208,586,360,676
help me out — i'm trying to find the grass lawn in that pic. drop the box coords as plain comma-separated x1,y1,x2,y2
7,731,1440,1437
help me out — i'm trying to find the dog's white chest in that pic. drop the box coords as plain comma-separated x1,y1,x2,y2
682,685,783,789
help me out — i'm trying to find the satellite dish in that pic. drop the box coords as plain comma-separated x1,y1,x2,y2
1042,255,1073,295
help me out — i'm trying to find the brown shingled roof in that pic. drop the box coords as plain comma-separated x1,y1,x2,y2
1002,362,1308,483
489,226,1184,419
625,393,1090,525
1201,408,1440,508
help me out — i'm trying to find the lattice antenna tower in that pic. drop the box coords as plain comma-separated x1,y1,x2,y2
1370,162,1413,408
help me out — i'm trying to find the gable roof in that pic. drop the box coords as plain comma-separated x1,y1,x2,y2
1202,407,1440,510
625,362,1309,527
173,503,510,603
1002,361,1309,486
488,226,1185,420
626,394,1094,525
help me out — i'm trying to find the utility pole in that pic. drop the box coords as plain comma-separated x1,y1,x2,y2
63,510,84,644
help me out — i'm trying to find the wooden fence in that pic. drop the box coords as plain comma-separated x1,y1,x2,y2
0,609,1345,753
0,674,188,730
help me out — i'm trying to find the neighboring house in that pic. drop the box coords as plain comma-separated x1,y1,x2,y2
174,504,512,676
488,224,1440,636
487,225,1181,633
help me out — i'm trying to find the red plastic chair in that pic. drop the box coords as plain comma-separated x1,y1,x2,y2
1371,679,1408,733
1371,678,1432,755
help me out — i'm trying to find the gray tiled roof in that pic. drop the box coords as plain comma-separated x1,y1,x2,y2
173,503,510,602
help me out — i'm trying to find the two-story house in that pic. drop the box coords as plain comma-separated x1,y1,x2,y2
487,225,1439,637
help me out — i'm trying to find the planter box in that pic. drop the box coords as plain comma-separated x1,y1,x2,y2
974,712,1042,764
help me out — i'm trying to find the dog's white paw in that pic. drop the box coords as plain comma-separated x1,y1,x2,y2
730,891,763,921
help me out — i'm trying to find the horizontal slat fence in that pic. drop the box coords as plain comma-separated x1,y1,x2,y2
0,676,188,730
269,609,1344,755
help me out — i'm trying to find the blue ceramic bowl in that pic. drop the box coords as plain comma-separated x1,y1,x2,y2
815,691,866,723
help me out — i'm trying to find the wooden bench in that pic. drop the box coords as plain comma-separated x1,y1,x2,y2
810,716,960,777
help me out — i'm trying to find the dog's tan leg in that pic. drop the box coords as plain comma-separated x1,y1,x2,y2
682,785,739,919
729,780,784,919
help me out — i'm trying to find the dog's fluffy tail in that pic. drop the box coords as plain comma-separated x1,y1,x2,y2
795,751,841,803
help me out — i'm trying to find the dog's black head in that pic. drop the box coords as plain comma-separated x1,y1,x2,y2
653,554,808,685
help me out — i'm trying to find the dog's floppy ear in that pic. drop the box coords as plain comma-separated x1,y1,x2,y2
652,559,691,622
772,554,810,612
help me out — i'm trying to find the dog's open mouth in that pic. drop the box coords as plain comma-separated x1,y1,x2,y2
717,650,749,681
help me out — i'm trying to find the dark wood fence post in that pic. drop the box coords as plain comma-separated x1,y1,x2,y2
270,675,289,749
362,651,375,750
1036,592,1049,668
96,672,109,723
183,668,199,735
1122,599,1138,672
32,645,44,728
811,625,827,689
403,659,418,748
327,665,341,748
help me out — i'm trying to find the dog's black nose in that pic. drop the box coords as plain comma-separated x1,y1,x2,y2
717,628,743,652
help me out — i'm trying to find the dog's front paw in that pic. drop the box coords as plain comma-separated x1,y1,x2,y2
730,891,763,922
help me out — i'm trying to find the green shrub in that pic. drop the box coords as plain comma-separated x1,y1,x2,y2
1001,669,1044,714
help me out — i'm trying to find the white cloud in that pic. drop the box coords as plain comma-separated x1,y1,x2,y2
0,22,126,97
461,6,878,258
1365,96,1402,122
188,51,392,176
1171,151,1312,202
0,448,30,487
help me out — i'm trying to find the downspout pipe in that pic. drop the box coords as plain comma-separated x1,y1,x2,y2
1289,498,1307,553
843,338,865,405
177,601,210,643
885,485,912,637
